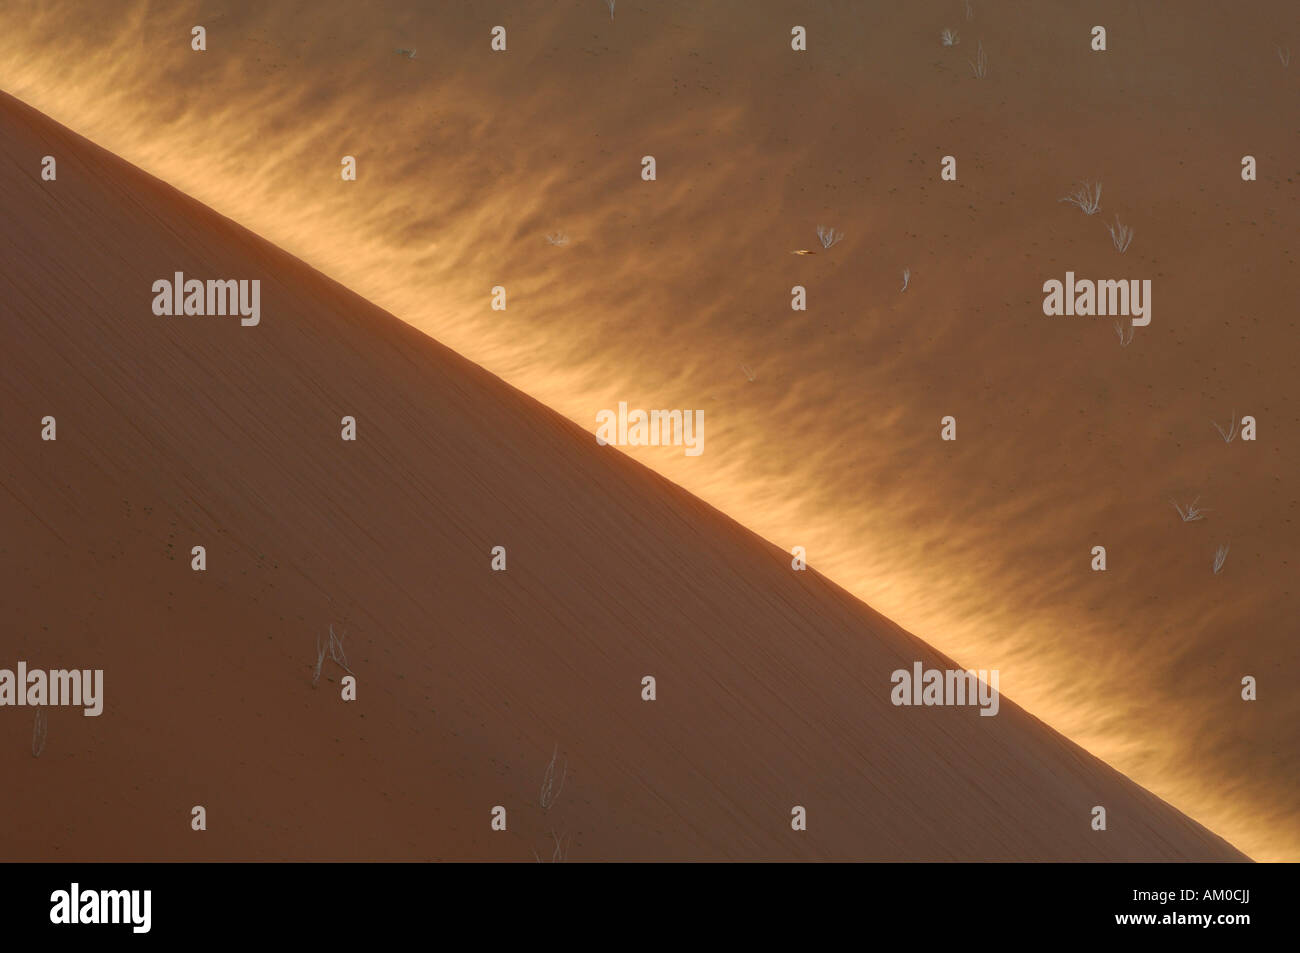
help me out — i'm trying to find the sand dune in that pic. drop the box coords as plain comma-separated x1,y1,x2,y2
1,0,1293,859
0,92,1249,861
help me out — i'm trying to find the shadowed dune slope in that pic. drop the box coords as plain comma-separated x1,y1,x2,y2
0,94,1249,861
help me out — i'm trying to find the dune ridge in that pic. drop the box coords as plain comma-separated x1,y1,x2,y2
0,91,1249,861
1,0,1294,859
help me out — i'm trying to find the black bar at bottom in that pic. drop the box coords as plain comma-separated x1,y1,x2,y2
4,861,1288,941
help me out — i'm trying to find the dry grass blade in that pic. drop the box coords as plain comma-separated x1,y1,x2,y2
313,624,353,685
328,624,354,675
539,744,567,810
1059,181,1102,215
533,829,569,863
815,225,843,249
1105,214,1133,253
1211,414,1237,443
1170,496,1209,522
32,707,47,758
1113,318,1134,347
312,633,328,686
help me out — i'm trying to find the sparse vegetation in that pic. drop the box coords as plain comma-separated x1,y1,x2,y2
1113,318,1134,347
969,40,988,78
1060,181,1102,216
740,363,756,383
1171,496,1210,522
901,267,911,292
545,232,569,246
540,744,567,810
1278,45,1291,67
32,708,47,758
312,624,353,686
1213,544,1230,575
327,625,352,673
605,0,616,21
1211,413,1237,443
941,29,960,47
816,226,844,249
533,829,570,863
1105,215,1134,253
312,634,327,686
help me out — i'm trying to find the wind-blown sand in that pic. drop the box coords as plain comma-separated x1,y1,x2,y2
0,92,1249,861
1,0,1293,859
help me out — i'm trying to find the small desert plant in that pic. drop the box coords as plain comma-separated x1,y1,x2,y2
941,29,960,47
545,232,569,246
32,708,47,758
1113,318,1134,347
1170,496,1209,522
327,625,353,673
969,40,987,78
1105,215,1134,253
312,634,327,686
1060,180,1102,213
1278,45,1291,67
394,48,417,59
816,225,844,249
312,624,353,686
740,363,756,383
965,0,974,21
1212,543,1230,575
533,829,570,863
1060,181,1102,215
900,267,911,292
605,0,615,20
1211,413,1237,443
539,744,567,811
